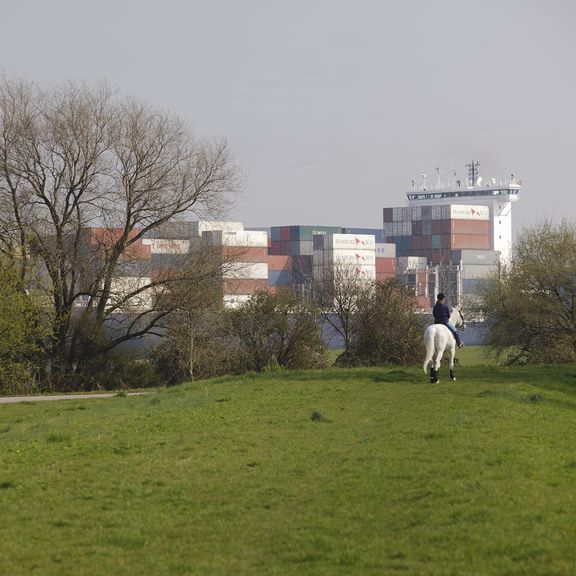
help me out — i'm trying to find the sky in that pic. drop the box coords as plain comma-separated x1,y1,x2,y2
1,0,575,235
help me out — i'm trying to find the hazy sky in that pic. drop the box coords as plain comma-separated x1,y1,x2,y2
1,0,575,234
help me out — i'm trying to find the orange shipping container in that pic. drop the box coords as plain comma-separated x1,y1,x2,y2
450,220,490,236
268,255,292,271
450,234,491,250
223,278,268,295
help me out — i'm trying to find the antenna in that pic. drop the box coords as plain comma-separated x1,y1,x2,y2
466,161,480,187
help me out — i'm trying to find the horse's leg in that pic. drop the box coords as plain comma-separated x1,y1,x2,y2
430,366,438,384
432,341,444,384
449,343,456,381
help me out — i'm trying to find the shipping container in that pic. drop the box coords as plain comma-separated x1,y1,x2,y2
375,258,396,274
191,221,244,237
421,206,433,220
451,249,500,266
397,256,428,271
142,221,194,239
320,250,377,266
382,222,395,237
289,240,314,256
342,228,386,243
412,221,422,235
422,220,432,235
289,225,342,241
202,230,268,248
326,233,376,251
268,255,292,271
450,219,491,235
461,263,498,279
109,276,153,310
280,226,291,241
268,270,293,286
400,236,412,251
271,227,281,242
142,238,190,254
431,220,442,235
224,262,268,280
223,294,252,308
220,246,268,263
431,234,442,249
223,278,268,294
449,205,489,221
451,234,491,250
462,278,493,292
375,243,396,258
383,208,393,223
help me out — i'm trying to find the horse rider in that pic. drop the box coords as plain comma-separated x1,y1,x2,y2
433,293,464,348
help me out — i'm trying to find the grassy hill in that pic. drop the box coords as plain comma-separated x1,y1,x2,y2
1,355,576,575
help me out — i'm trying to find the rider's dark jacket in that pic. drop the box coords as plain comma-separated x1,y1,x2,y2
433,302,451,324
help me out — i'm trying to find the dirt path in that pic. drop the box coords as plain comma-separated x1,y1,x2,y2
0,392,146,404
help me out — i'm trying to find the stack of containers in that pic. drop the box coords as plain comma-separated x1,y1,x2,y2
451,249,499,295
80,227,153,308
202,228,269,308
267,255,292,291
313,233,376,282
375,242,397,281
270,225,342,256
384,204,491,264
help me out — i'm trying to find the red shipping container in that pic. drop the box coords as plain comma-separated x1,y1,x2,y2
223,246,268,263
376,258,396,274
450,220,490,235
280,226,291,241
376,272,396,281
431,220,443,234
412,221,422,235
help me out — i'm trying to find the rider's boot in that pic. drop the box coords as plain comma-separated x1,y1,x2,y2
455,333,464,348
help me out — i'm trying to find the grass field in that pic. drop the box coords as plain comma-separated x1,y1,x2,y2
1,350,576,575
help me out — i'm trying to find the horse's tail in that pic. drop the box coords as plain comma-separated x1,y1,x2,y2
423,326,435,373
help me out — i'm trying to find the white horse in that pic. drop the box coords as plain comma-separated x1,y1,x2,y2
423,307,465,383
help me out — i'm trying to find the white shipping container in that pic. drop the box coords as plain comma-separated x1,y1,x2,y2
449,205,489,221
411,206,422,221
108,276,153,310
142,238,190,254
382,223,394,237
375,243,396,258
461,263,498,279
397,256,428,271
325,234,376,251
191,221,244,237
392,207,403,222
325,249,376,266
225,262,269,280
202,230,268,247
401,222,413,236
451,249,500,265
223,294,252,308
352,265,376,280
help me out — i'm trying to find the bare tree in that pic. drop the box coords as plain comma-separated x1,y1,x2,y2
0,77,240,384
312,257,374,352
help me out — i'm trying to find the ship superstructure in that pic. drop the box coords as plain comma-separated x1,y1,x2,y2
406,163,521,264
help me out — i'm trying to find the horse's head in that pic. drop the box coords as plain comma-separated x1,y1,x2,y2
451,306,466,329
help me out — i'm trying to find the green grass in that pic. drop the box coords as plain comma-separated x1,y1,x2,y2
1,361,576,575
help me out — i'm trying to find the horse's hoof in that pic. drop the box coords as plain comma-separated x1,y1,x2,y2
430,378,439,384
451,377,457,381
